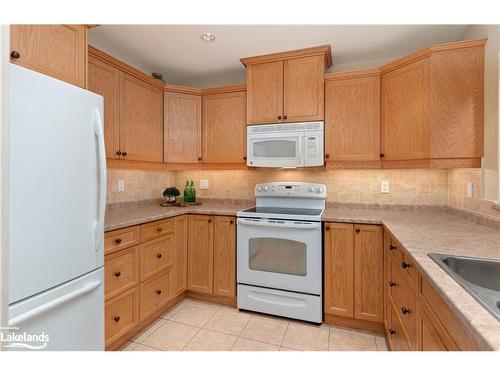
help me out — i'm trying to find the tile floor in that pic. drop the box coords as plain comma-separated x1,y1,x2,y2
121,298,389,351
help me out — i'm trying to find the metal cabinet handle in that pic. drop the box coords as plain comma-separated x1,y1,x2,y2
230,220,234,224
389,244,397,250
389,281,396,287
10,51,21,59
113,316,120,322
380,153,385,158
114,271,122,277
122,151,127,156
115,238,122,244
283,115,287,120
355,228,360,233
389,329,396,335
277,115,282,120
325,154,330,159
156,289,162,295
401,307,410,315
401,261,410,269
156,253,162,259
157,227,163,232
116,151,122,156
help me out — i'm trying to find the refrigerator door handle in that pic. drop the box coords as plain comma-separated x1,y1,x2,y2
93,108,106,252
9,280,102,327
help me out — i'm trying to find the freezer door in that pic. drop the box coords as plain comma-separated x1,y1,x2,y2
8,64,106,304
6,268,104,351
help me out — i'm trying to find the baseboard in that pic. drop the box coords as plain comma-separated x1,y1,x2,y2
186,291,237,307
325,313,386,335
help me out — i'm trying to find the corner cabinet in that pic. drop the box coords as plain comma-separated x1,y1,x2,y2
243,45,331,125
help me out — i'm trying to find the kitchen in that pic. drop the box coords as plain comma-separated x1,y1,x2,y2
0,5,500,374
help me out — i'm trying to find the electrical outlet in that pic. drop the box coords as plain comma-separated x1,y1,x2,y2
200,179,209,190
117,179,125,192
381,181,390,194
467,182,474,198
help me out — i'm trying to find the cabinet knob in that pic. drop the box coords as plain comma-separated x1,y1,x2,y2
116,151,122,156
122,151,127,156
243,156,247,161
283,115,287,120
277,115,282,120
389,244,397,251
114,271,121,277
198,157,202,161
156,289,162,295
10,50,20,59
379,153,385,158
389,281,396,287
157,226,163,232
230,220,234,224
156,253,162,259
355,228,360,233
325,225,330,231
389,329,396,335
325,154,330,159
401,307,411,315
208,219,213,223
115,238,122,244
401,261,410,269
113,316,120,322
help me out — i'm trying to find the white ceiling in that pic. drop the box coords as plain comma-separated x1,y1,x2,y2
88,25,470,88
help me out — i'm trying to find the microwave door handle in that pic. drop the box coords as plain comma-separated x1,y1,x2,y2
298,134,305,166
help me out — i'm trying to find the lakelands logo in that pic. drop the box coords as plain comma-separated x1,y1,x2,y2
1,326,50,350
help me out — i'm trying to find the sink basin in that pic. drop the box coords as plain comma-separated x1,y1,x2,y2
429,253,500,321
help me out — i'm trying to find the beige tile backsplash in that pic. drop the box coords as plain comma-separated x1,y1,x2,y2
107,167,499,218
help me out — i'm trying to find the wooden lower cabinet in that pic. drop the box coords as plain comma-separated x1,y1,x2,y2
139,234,174,281
105,246,139,300
417,302,448,351
213,216,236,297
105,287,139,348
324,222,383,330
187,215,214,294
139,268,174,321
173,215,188,296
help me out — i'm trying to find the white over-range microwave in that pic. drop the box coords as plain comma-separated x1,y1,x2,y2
246,121,324,168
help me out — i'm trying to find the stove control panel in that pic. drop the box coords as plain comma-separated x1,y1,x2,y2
255,182,326,198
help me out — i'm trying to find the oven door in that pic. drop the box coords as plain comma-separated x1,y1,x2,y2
237,218,321,295
246,131,304,168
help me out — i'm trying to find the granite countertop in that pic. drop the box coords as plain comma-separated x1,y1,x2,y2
105,200,500,350
323,206,500,350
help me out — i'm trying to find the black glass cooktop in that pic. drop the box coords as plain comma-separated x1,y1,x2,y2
240,206,323,216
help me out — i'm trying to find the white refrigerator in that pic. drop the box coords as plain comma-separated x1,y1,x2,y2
5,64,106,350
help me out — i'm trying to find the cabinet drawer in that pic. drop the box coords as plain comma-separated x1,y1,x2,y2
388,301,410,351
140,268,173,321
140,218,174,242
105,287,139,348
105,246,140,300
390,260,417,350
140,234,174,281
105,226,140,255
401,251,416,285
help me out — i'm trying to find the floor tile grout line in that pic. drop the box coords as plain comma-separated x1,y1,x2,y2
179,326,202,351
131,318,168,344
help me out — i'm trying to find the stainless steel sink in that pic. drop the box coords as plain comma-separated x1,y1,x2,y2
429,253,500,321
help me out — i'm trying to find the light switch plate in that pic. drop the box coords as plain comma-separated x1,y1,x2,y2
381,181,390,194
200,179,209,190
117,179,125,192
467,182,474,198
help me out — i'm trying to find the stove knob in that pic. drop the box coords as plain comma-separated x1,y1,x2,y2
309,186,315,192
264,185,269,191
256,185,262,192
317,187,323,193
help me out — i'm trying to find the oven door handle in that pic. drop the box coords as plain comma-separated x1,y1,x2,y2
237,218,321,230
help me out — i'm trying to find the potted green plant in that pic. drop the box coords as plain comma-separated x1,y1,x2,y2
163,186,180,203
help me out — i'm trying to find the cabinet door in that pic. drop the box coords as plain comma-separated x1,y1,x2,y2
417,304,448,351
187,215,214,294
173,215,188,296
324,223,354,317
88,56,120,159
203,92,247,164
381,58,429,160
354,224,383,322
246,61,283,125
213,216,236,297
325,76,380,161
283,55,324,123
119,72,163,162
164,92,202,163
10,25,87,88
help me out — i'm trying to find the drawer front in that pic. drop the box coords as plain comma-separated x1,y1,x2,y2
105,226,140,255
140,234,174,281
105,287,139,347
140,218,174,242
140,268,173,321
390,260,417,350
401,251,416,285
388,301,410,351
105,246,140,300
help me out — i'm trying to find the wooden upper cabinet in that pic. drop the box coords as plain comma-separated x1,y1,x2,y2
88,56,120,159
246,61,283,124
381,58,430,161
353,224,384,323
242,45,331,125
10,25,87,88
325,72,381,161
381,39,485,162
324,223,354,317
213,216,236,297
283,55,325,122
187,215,214,294
119,72,163,162
203,91,247,163
164,92,202,163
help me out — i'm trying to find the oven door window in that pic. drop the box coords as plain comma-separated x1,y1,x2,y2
252,139,297,158
249,238,306,276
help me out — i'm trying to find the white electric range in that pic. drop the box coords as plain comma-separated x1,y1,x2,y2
236,182,326,323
